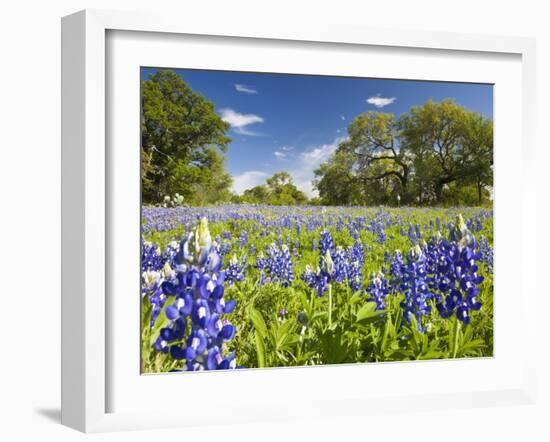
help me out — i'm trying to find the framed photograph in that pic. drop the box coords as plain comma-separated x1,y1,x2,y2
61,9,537,432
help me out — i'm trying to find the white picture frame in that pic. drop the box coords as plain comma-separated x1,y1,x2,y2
61,9,537,433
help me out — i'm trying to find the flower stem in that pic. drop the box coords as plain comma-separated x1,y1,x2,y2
328,283,333,328
452,318,461,359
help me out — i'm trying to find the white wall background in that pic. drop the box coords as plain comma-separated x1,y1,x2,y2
0,1,547,440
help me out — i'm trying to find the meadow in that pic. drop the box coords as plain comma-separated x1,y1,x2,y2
140,205,494,373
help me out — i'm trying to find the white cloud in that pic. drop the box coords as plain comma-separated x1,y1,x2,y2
234,127,263,136
231,138,346,197
233,136,347,197
235,84,258,94
232,171,268,194
273,146,294,160
300,139,341,164
340,115,346,121
366,95,396,108
288,136,346,197
219,108,264,136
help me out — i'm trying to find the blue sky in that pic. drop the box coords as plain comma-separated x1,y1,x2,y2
141,67,493,196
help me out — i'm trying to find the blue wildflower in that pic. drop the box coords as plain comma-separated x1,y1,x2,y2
319,230,335,257
332,246,349,283
141,240,163,272
226,253,247,285
146,217,240,371
265,243,294,287
478,236,493,274
400,244,434,332
238,230,248,247
347,260,362,293
366,271,390,310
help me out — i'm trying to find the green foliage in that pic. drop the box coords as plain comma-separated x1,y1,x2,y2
239,171,309,205
400,99,493,204
314,100,493,207
314,150,360,205
141,70,233,204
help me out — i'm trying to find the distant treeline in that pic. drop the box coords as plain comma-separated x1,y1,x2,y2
313,100,493,206
141,70,492,207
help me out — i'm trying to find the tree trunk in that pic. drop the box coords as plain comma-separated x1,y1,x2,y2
434,181,444,202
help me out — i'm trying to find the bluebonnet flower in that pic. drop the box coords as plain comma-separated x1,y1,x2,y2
265,243,294,287
313,272,329,297
347,260,362,293
146,217,240,371
366,271,390,310
255,251,267,271
220,239,232,255
226,254,247,285
400,244,434,332
430,217,485,325
142,267,166,327
319,230,335,257
378,227,387,244
316,250,334,296
449,214,476,249
407,224,417,244
332,246,349,283
141,240,163,272
349,240,365,266
319,249,334,281
205,347,237,370
238,230,248,247
301,264,317,287
475,216,483,232
433,247,483,324
163,240,180,267
300,250,333,297
256,244,295,287
478,235,493,274
255,251,269,285
389,249,404,289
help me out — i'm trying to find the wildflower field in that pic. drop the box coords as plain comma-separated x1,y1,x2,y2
141,205,494,373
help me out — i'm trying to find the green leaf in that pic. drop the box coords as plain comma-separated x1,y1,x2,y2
255,330,266,368
380,314,394,352
356,302,385,324
248,306,268,339
274,319,297,351
460,337,486,356
419,350,446,360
